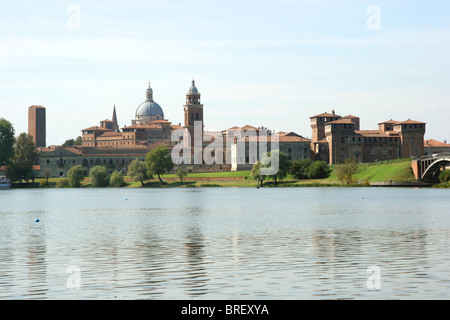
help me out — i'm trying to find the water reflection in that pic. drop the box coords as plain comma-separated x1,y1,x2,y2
0,188,449,299
25,223,48,298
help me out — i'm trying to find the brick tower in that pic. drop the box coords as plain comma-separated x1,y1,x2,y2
183,80,204,148
28,105,46,148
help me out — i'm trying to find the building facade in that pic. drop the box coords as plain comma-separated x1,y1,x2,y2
310,111,426,164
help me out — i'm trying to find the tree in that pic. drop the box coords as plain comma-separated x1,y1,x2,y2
145,145,174,184
176,166,187,184
290,158,312,179
6,133,37,183
110,170,125,187
439,170,450,183
127,158,150,186
250,160,265,187
335,158,361,184
89,165,109,187
62,136,82,147
67,165,84,187
305,161,331,179
0,118,15,166
261,150,290,185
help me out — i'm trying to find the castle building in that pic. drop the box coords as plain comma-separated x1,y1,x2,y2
28,105,46,148
310,111,426,164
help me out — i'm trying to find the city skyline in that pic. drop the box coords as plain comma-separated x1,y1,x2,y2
1,0,449,146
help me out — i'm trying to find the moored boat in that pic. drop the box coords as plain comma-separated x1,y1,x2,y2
0,176,11,189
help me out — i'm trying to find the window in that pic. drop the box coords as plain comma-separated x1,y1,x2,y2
371,149,375,156
383,149,387,156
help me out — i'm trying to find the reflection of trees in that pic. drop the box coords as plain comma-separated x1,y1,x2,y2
26,221,48,297
310,228,429,296
181,208,208,297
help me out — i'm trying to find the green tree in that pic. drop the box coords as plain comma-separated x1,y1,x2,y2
305,161,331,179
175,166,187,184
89,165,109,187
290,158,312,179
67,165,84,187
127,158,150,186
439,169,450,183
6,133,37,183
56,178,69,188
62,136,82,147
110,170,125,187
335,158,360,184
145,145,174,184
250,160,265,187
0,118,16,166
261,150,290,185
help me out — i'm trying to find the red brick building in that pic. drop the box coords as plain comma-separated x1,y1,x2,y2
310,111,426,164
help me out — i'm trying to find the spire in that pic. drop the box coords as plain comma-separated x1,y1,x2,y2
146,81,153,102
112,104,118,125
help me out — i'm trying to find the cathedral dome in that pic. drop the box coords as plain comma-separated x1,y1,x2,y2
135,101,164,119
135,82,165,120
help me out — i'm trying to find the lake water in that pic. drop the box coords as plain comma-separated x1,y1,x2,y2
0,187,449,300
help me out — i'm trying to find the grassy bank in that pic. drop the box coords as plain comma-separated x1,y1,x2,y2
326,158,416,183
14,158,430,189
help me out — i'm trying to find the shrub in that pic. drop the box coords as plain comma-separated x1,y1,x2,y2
335,159,361,184
39,179,48,188
290,158,313,179
127,158,150,186
110,170,125,187
305,161,331,179
67,165,84,187
56,178,69,188
439,170,450,183
89,166,109,187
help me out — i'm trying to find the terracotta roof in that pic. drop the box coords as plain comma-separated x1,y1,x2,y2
378,119,399,125
325,119,355,125
396,119,426,125
97,132,123,138
242,135,310,143
121,124,161,129
100,119,115,123
82,126,111,132
342,115,359,119
170,125,183,130
424,139,450,147
310,112,340,118
354,130,399,137
151,120,171,124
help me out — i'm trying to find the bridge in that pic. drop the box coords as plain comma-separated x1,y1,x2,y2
411,152,450,181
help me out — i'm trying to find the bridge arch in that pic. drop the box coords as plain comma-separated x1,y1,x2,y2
417,153,450,181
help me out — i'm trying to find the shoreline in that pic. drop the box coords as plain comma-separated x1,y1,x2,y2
7,177,442,189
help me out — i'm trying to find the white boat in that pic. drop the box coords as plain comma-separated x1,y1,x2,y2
0,176,11,189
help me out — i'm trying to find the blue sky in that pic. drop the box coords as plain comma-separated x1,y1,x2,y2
1,0,449,146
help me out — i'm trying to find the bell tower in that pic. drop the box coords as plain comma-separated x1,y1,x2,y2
184,79,204,147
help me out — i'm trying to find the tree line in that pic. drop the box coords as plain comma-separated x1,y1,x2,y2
0,118,38,183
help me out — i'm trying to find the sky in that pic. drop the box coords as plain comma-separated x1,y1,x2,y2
0,0,449,146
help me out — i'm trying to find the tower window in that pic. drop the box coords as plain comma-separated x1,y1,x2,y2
196,113,199,120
